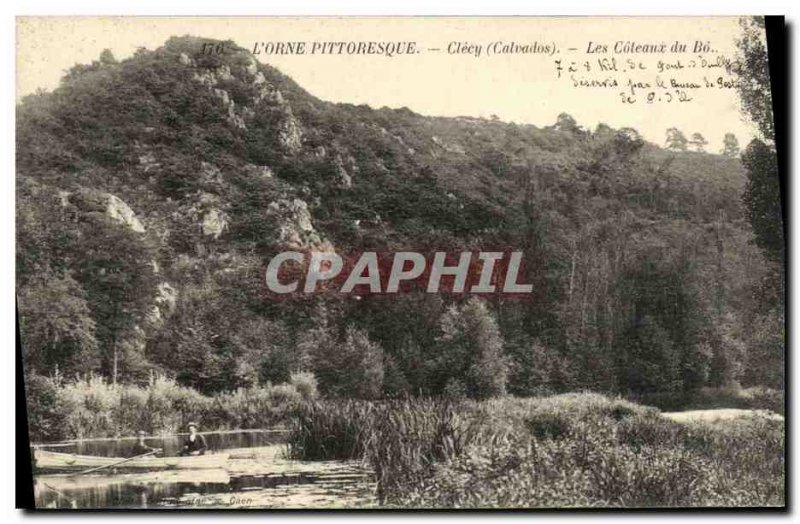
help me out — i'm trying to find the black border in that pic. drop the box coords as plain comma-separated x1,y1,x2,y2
765,12,791,515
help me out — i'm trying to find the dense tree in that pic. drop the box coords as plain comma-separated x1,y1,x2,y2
17,273,99,377
742,310,784,388
553,113,581,134
741,140,783,266
304,325,385,399
622,315,681,394
721,133,740,157
438,298,508,399
147,283,230,393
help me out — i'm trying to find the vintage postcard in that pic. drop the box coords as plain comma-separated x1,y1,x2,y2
16,16,785,510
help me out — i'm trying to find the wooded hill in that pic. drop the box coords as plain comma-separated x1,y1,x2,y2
16,36,782,401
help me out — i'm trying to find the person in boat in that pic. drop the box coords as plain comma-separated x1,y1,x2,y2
132,430,161,457
178,422,208,456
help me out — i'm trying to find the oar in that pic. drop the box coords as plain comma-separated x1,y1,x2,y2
70,450,158,477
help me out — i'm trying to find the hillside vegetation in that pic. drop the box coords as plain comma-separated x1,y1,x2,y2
17,37,782,438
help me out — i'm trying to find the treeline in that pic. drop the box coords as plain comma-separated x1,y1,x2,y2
17,35,783,411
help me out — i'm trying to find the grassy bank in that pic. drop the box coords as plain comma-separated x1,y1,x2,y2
287,393,784,508
631,386,784,415
25,373,318,442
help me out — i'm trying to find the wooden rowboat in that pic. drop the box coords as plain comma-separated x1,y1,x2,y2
34,449,230,471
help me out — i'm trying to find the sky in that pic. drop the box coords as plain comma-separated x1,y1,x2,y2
16,17,763,149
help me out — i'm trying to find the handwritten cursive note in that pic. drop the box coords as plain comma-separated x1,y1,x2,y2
553,40,740,105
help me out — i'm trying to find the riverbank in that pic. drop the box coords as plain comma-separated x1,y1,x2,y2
28,384,784,508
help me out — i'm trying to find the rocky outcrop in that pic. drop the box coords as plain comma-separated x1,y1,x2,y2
182,189,230,240
199,162,224,186
155,282,177,311
191,65,246,129
251,78,304,153
57,190,70,208
147,281,178,325
253,80,284,105
188,55,305,144
211,87,246,130
278,113,303,153
201,208,229,239
66,189,146,233
191,69,218,88
243,163,273,179
106,194,146,233
333,153,357,188
138,151,160,172
432,135,466,155
245,58,259,76
266,198,332,251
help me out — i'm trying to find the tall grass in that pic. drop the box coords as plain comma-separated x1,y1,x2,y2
287,393,784,508
287,400,376,461
26,372,318,442
287,399,485,502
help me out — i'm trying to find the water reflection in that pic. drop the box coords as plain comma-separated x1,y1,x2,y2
33,437,376,509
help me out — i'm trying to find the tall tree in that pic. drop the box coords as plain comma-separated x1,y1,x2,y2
553,113,581,134
689,133,708,152
665,128,688,151
74,214,157,384
741,140,783,267
729,17,783,390
731,16,774,142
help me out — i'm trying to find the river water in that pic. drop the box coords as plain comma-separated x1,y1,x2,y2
32,431,376,509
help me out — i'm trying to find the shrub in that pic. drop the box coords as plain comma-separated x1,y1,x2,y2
207,383,303,429
144,375,210,434
289,372,318,402
24,373,303,441
740,386,784,415
59,375,119,438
